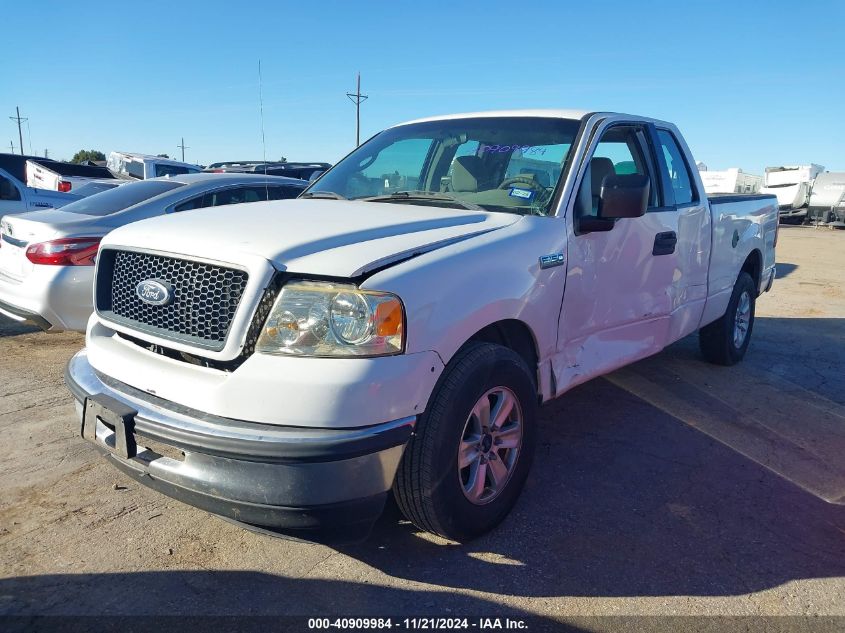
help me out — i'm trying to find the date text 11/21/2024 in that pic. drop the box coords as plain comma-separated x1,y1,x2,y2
307,617,528,629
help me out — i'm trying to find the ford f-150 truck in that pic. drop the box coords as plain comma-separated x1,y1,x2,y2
65,110,778,541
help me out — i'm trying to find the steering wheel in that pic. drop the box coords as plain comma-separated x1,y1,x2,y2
497,176,547,196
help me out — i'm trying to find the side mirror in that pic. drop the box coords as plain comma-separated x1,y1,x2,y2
598,174,649,219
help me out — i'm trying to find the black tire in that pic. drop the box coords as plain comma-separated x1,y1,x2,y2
393,342,538,541
699,271,756,366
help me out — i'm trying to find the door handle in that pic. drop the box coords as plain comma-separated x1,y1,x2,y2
652,231,677,256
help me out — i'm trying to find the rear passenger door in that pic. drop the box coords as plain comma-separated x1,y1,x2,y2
554,122,683,391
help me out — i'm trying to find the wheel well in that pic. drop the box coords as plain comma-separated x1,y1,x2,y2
741,249,762,290
466,320,539,377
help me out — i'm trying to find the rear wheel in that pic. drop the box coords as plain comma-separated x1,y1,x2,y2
699,271,756,366
393,342,537,541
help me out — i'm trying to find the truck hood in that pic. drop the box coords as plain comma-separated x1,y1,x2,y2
101,199,521,277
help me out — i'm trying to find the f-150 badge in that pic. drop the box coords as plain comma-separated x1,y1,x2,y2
539,253,566,269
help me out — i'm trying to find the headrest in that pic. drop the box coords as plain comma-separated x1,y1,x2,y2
452,155,487,192
590,157,616,194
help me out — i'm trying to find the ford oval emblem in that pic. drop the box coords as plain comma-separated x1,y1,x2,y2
136,279,173,306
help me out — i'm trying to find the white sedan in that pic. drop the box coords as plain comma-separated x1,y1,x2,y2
0,172,306,332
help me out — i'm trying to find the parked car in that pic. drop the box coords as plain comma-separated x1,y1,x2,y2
258,162,331,181
0,154,82,215
107,152,203,180
206,161,331,180
26,159,116,193
204,161,267,172
65,110,777,541
0,173,307,331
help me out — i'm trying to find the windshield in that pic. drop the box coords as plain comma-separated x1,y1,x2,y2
307,117,581,216
58,180,185,216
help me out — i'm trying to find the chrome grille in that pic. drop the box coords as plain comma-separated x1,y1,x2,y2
96,249,249,350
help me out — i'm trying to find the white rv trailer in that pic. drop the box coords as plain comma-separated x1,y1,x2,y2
107,152,202,180
760,164,825,216
699,168,762,194
806,171,845,225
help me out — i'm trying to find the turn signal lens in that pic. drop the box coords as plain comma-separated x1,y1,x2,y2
375,298,403,337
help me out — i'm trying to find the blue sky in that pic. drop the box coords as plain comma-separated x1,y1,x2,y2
3,0,843,175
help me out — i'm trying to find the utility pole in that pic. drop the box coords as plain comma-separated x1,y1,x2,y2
346,72,368,147
9,107,27,156
177,137,189,162
44,148,49,158
8,141,14,154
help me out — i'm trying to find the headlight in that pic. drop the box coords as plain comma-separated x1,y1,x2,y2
255,281,404,357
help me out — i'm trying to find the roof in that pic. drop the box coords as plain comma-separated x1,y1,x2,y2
393,109,594,127
156,172,309,187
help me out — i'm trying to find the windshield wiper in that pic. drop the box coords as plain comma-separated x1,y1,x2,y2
299,191,347,200
359,191,484,211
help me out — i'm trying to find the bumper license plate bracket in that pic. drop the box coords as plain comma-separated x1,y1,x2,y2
82,393,139,459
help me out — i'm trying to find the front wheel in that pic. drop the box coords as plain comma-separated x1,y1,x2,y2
699,271,756,366
393,342,537,541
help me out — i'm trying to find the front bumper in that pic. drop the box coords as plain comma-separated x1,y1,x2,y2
65,350,415,535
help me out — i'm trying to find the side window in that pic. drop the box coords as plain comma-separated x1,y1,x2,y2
657,130,697,205
127,161,145,179
577,125,658,217
208,186,271,207
268,186,303,200
0,174,22,201
173,195,207,212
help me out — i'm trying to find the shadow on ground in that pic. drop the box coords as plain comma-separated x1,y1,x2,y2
2,317,844,615
0,319,39,337
338,315,845,597
774,262,798,278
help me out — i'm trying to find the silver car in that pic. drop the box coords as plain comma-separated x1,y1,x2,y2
0,172,306,332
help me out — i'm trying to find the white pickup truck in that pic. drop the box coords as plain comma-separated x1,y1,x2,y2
65,110,778,541
25,159,118,194
1,168,79,215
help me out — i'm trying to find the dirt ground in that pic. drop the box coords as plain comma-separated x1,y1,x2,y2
0,226,843,627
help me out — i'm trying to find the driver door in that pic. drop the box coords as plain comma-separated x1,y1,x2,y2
552,122,682,392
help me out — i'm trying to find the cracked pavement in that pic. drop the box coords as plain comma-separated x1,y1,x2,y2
0,225,843,624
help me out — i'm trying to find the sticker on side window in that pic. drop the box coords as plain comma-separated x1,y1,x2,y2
509,187,534,201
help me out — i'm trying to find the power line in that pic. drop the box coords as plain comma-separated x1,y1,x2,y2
9,106,27,156
177,137,189,162
346,72,368,147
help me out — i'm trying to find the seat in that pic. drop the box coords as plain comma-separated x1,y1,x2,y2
590,157,616,198
519,168,550,188
451,155,492,192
